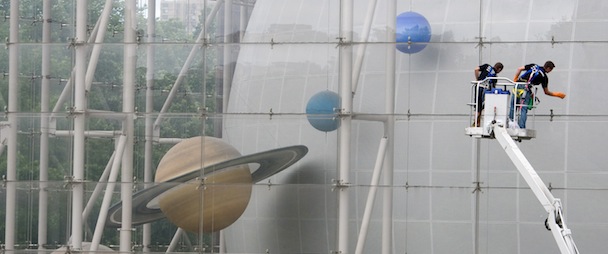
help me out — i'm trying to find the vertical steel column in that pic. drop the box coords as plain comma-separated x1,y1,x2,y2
473,137,482,254
338,0,353,253
50,14,103,119
473,2,484,253
38,0,51,251
143,0,157,252
72,0,88,250
217,0,234,249
383,1,397,253
5,0,19,251
121,0,137,251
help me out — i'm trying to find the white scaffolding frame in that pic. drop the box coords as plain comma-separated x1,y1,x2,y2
4,0,400,253
2,0,240,252
7,0,579,253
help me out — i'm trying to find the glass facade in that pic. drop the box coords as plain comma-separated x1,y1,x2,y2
0,0,607,253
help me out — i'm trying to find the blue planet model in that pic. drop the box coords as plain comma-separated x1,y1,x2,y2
396,11,431,54
306,91,341,132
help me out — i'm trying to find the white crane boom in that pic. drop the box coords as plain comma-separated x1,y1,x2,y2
492,122,579,254
465,79,579,253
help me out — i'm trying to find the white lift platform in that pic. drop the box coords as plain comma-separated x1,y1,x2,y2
465,78,579,254
465,78,536,141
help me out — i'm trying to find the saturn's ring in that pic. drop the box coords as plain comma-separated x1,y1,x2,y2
106,145,308,227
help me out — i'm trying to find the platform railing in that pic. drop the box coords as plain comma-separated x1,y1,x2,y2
468,77,537,129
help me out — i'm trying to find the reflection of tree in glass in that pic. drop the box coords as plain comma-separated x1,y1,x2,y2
0,1,221,249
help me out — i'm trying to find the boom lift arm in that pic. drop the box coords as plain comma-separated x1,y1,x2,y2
491,123,580,254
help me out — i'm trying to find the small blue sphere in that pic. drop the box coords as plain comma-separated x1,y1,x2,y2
396,11,431,54
306,91,341,132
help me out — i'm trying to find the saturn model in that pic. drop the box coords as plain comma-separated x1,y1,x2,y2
106,136,308,233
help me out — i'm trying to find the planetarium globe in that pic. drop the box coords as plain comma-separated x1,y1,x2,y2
222,1,439,253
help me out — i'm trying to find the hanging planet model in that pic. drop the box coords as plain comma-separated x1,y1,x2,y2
106,136,308,233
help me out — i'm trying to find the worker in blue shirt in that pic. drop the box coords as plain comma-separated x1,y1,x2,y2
473,62,503,127
509,61,565,128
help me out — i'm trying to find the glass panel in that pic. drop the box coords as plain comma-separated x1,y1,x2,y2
0,0,607,253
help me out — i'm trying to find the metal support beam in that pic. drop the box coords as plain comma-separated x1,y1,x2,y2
71,0,88,250
382,1,397,252
153,1,223,131
85,0,115,92
38,1,51,251
143,0,157,252
351,0,378,94
90,135,128,251
120,0,137,251
338,0,353,252
5,0,20,252
355,137,388,254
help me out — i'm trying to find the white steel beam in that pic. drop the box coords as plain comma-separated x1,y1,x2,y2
85,0,115,92
351,0,378,94
90,135,128,251
144,0,157,252
166,228,185,253
120,0,137,252
153,1,224,130
71,0,88,250
5,0,20,252
83,152,116,222
338,0,353,253
382,2,396,252
50,9,105,121
355,136,388,254
38,0,52,251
